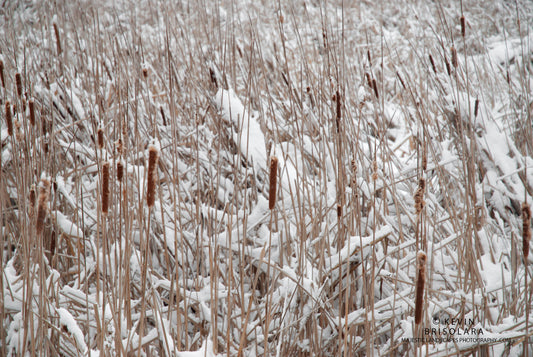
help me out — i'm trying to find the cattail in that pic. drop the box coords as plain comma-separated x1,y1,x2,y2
15,72,22,97
422,152,427,171
415,251,427,325
372,160,378,181
101,161,110,214
337,204,342,218
335,90,341,132
460,16,466,37
15,119,22,141
0,59,4,88
414,178,426,214
115,138,123,155
29,184,36,218
146,142,160,207
29,99,36,126
444,58,451,76
367,50,372,66
365,72,373,89
396,72,406,89
117,160,124,182
428,54,437,74
97,126,104,149
209,67,218,88
53,22,62,55
451,46,458,68
522,203,531,259
36,177,51,236
269,156,278,210
160,106,167,126
371,78,379,98
142,68,148,79
5,101,13,136
474,98,479,118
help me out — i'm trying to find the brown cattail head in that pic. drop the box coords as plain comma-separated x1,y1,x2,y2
0,59,4,88
371,79,379,98
36,176,51,236
422,152,427,171
451,46,458,68
460,16,466,37
474,98,479,118
414,178,426,214
269,156,279,210
97,126,104,149
415,251,427,325
444,58,451,76
29,98,36,126
396,72,406,89
142,68,148,79
5,101,13,136
428,54,437,74
115,138,123,155
101,161,110,214
522,202,531,259
372,160,378,181
15,72,22,97
53,22,62,55
29,184,36,218
146,142,160,207
117,160,124,182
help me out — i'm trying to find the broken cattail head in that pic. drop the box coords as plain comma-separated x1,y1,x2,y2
36,176,51,236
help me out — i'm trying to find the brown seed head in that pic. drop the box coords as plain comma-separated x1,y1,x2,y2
15,72,22,97
460,16,466,37
97,127,104,149
0,59,4,88
29,99,36,126
415,251,427,325
36,177,51,236
5,101,13,136
102,161,110,214
451,46,458,68
522,203,531,259
146,143,160,207
269,156,279,210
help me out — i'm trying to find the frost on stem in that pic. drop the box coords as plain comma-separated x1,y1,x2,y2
147,141,160,207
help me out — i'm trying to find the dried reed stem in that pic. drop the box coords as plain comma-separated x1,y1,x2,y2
36,177,51,236
415,251,427,325
146,143,160,207
522,203,531,259
269,156,278,210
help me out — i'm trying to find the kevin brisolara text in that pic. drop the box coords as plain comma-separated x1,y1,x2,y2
424,327,484,336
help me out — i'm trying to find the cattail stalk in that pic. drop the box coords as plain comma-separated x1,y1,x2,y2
146,143,160,207
53,22,62,55
523,203,531,259
269,156,278,210
415,251,427,325
15,72,22,97
102,161,110,214
5,101,13,136
36,177,51,236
